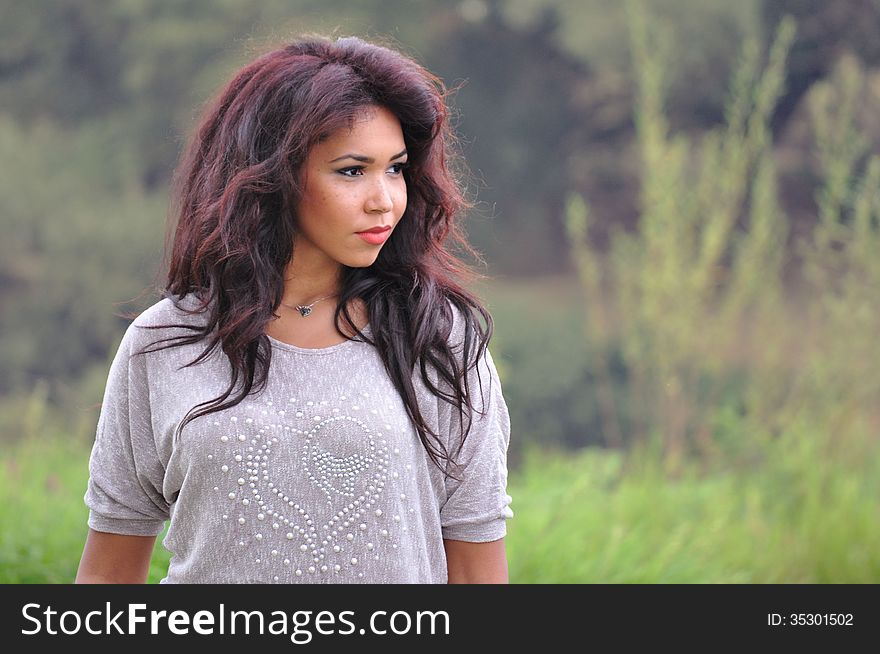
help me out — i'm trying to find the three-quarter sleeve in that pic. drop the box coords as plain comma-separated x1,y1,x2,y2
438,306,514,543
83,319,170,536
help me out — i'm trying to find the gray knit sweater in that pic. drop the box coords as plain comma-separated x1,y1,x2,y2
84,294,513,583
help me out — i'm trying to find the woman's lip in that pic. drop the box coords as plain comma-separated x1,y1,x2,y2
357,226,392,234
356,229,391,245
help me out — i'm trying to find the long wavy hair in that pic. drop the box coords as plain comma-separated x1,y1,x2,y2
131,35,495,480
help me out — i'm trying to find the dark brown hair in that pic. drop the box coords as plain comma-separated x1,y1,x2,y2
133,34,495,480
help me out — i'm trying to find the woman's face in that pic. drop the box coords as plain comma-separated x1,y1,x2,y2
294,105,408,270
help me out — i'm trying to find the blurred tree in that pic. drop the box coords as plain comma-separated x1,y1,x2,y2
0,0,130,124
0,0,465,189
761,0,880,137
428,0,595,274
7,0,875,421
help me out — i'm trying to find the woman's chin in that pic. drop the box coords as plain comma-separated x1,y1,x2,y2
344,252,381,268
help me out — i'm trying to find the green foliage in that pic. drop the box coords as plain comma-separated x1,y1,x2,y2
0,433,171,583
507,425,880,582
565,4,806,470
557,3,880,586
0,434,95,583
0,114,167,396
480,277,636,462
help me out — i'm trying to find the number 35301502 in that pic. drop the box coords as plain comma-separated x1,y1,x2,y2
768,613,853,626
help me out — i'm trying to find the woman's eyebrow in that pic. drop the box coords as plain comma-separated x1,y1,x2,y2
328,148,408,164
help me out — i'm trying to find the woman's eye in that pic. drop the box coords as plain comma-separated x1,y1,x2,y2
337,163,409,178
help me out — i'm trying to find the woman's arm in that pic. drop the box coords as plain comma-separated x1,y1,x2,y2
75,528,158,584
443,537,508,583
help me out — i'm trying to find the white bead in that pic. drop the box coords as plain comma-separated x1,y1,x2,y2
351,558,358,565
221,465,228,472
237,478,245,485
220,436,228,443
228,493,236,499
238,518,245,525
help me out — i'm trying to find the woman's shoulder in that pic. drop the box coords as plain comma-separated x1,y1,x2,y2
124,292,213,354
131,292,211,329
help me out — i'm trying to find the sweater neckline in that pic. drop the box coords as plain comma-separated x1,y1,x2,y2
265,324,372,355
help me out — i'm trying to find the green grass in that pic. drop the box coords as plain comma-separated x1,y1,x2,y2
506,435,880,583
0,432,170,583
2,427,877,583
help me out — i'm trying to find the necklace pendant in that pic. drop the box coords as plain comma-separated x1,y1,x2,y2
296,305,312,317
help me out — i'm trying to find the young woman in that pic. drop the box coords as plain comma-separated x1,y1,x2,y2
75,35,513,584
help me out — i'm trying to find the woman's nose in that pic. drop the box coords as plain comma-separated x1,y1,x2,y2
365,177,394,214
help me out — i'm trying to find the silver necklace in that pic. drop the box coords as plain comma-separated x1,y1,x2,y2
279,293,337,317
